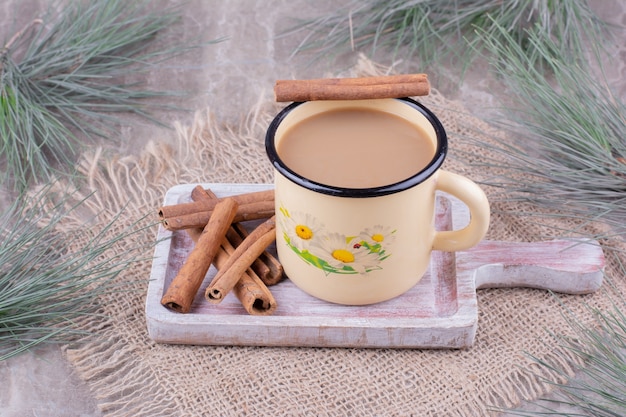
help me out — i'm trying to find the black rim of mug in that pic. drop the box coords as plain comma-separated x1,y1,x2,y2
265,97,448,198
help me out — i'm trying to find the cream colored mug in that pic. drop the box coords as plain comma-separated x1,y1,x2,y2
265,98,490,305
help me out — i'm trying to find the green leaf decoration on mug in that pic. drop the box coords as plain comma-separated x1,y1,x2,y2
278,205,396,275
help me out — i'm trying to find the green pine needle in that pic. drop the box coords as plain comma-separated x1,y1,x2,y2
463,20,626,239
0,184,152,361
498,287,626,416
287,0,605,72
0,0,220,190
462,22,625,413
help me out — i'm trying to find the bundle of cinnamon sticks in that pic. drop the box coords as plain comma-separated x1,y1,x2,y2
159,186,281,316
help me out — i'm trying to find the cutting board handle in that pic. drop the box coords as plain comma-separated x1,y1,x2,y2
435,195,605,295
466,239,605,294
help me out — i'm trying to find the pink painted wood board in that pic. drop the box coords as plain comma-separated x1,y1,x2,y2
145,183,605,349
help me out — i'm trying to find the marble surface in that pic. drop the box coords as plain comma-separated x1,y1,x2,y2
1,1,624,416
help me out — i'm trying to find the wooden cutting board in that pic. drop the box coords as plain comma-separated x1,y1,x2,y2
145,183,605,349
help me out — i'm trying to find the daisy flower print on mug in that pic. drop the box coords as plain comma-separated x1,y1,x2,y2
279,207,324,252
309,232,382,274
358,225,396,261
278,205,396,276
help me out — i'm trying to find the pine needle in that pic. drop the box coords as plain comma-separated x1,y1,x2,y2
462,19,626,240
498,285,626,416
287,0,605,72
0,183,152,361
0,0,220,191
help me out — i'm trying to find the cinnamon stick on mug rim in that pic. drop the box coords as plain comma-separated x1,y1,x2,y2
160,198,239,313
274,74,430,102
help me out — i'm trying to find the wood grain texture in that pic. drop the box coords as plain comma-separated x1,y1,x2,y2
146,184,605,349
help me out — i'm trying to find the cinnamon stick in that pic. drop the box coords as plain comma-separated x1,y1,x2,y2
190,185,283,279
175,187,278,315
230,223,284,286
158,189,273,222
188,185,282,285
161,200,275,231
274,74,430,102
183,230,277,315
187,186,216,242
226,226,271,282
205,216,277,303
217,240,277,316
161,198,239,313
185,226,203,243
190,184,211,202
159,188,274,231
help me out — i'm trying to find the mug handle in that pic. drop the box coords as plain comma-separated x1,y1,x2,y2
432,170,490,252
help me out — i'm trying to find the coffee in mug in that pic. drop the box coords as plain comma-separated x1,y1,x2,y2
277,107,436,188
265,98,490,305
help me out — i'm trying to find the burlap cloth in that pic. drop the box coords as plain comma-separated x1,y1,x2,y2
59,61,625,416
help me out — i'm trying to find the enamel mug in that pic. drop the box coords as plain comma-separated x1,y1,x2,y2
265,98,490,305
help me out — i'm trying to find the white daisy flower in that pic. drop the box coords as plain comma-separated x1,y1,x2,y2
278,207,324,252
310,232,381,274
358,225,396,252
